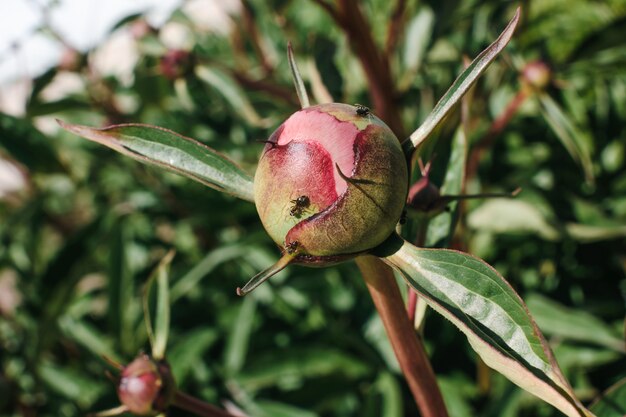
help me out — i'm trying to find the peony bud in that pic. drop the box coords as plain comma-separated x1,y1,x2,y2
254,103,408,263
117,354,175,416
521,60,551,92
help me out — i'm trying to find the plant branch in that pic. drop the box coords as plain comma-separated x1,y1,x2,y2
384,0,408,60
466,89,527,181
315,0,404,137
173,390,239,417
240,0,273,75
356,255,449,417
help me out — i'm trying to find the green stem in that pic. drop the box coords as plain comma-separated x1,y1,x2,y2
356,256,449,417
173,390,238,417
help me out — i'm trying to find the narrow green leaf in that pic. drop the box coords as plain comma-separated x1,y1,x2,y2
538,93,594,184
375,234,592,417
168,328,219,383
195,65,270,127
255,401,319,417
39,361,106,407
108,217,136,356
0,113,64,172
237,347,369,391
526,294,625,352
58,120,255,202
143,250,175,361
224,295,257,376
170,244,251,303
288,42,310,108
402,6,435,75
425,126,468,247
565,222,626,242
58,316,121,363
467,199,560,240
590,378,626,417
373,372,403,417
405,7,520,153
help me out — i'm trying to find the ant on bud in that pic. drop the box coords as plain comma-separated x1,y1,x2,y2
355,104,370,117
285,240,300,254
289,195,310,217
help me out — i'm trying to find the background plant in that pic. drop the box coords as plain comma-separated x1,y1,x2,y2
1,1,625,416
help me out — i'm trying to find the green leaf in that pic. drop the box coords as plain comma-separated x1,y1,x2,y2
195,65,270,128
538,93,595,184
39,361,106,407
58,316,121,363
590,378,626,417
526,294,625,352
168,328,219,383
405,7,520,153
288,42,310,108
170,244,252,302
143,251,175,360
108,217,136,356
467,199,560,240
58,120,255,202
375,234,592,417
0,113,64,172
254,401,319,417
237,347,369,391
425,126,468,247
224,295,257,376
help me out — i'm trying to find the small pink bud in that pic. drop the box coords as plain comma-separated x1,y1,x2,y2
160,50,193,80
521,61,551,91
254,103,408,263
117,354,175,416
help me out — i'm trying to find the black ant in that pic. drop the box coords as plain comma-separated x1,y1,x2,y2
289,195,310,217
355,104,370,117
285,240,300,254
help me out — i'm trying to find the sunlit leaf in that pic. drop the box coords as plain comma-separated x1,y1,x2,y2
58,120,255,202
143,250,175,360
538,93,595,184
527,294,625,352
224,295,257,376
288,42,310,108
195,65,270,127
405,7,520,154
467,199,560,240
375,234,592,417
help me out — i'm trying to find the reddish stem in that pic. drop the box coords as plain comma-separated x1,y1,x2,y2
356,256,449,417
466,89,527,180
314,0,404,137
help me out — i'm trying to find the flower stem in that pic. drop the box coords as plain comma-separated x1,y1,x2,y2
356,255,449,417
172,390,238,417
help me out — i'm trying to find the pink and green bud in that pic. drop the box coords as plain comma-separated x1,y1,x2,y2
254,103,408,263
521,60,551,92
117,354,175,416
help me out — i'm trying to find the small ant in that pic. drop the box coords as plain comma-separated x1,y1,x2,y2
285,240,300,254
355,104,370,117
289,195,310,217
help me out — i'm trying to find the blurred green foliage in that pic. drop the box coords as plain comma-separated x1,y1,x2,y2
0,0,625,416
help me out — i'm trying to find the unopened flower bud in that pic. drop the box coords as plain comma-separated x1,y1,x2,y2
117,354,175,416
160,50,193,80
521,61,551,91
254,103,408,263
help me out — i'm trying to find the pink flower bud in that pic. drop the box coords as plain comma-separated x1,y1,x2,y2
117,354,175,416
254,103,408,263
521,61,551,91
